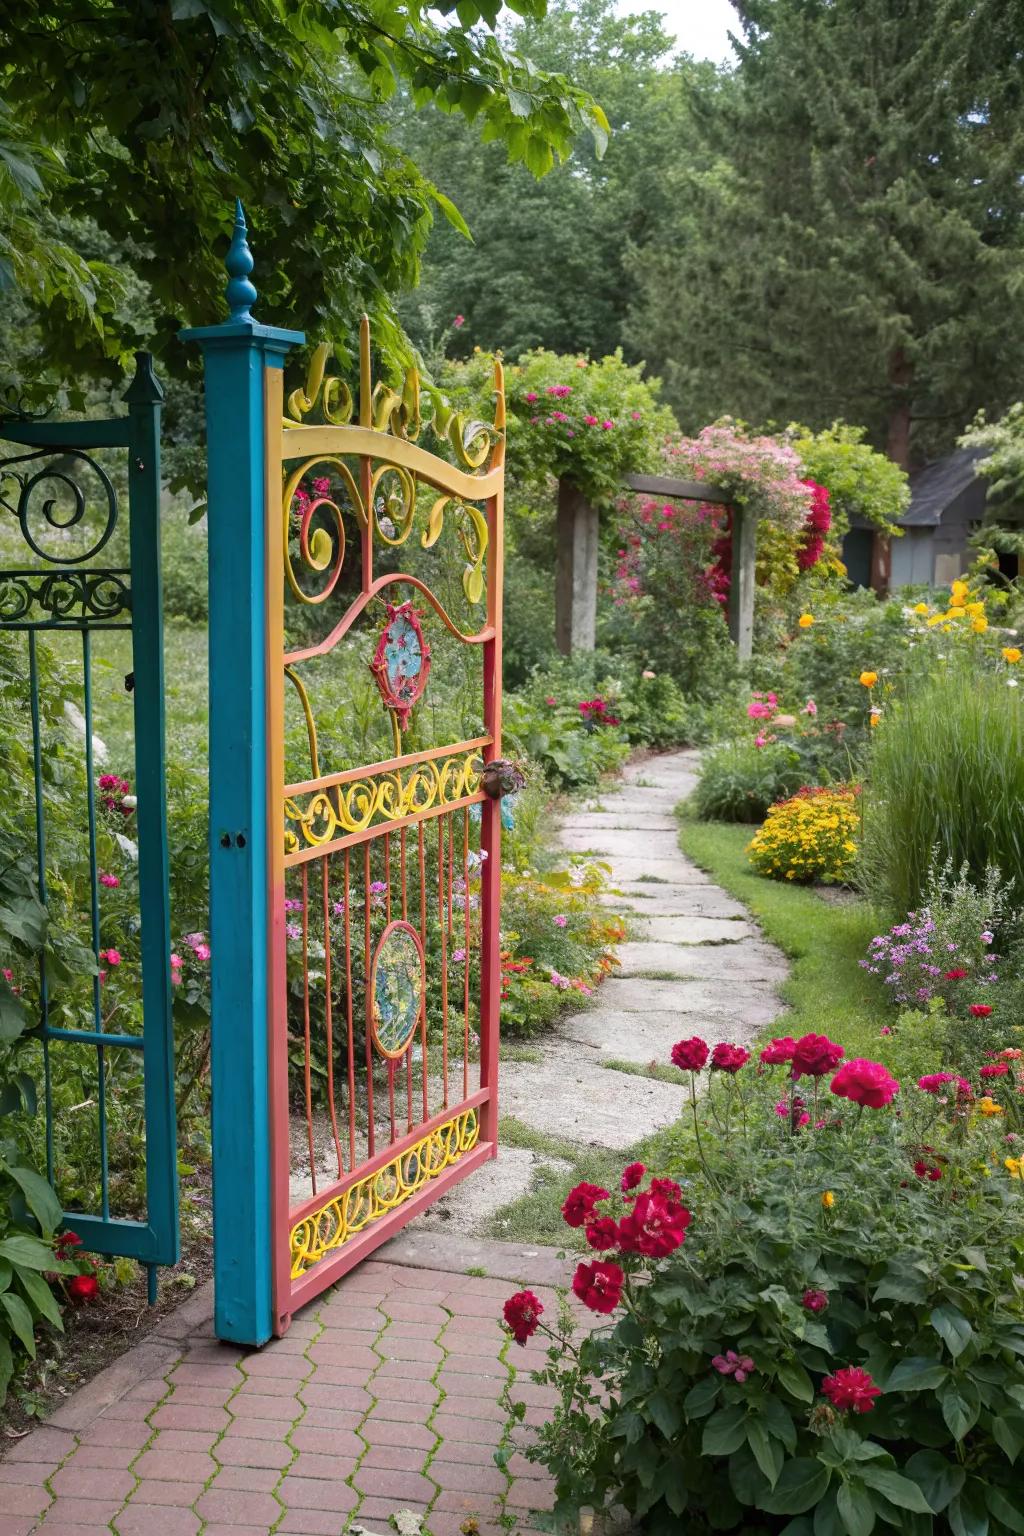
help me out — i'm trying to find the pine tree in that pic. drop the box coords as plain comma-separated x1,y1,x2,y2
627,0,1024,466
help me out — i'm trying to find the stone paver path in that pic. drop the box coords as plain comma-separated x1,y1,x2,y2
0,1252,575,1536
418,750,786,1230
0,751,787,1535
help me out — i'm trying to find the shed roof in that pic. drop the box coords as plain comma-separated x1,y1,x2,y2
901,448,988,527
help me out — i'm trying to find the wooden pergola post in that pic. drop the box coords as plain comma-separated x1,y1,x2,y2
555,477,599,654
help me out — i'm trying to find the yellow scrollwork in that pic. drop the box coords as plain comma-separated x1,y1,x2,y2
282,456,364,606
290,1108,480,1277
284,747,481,854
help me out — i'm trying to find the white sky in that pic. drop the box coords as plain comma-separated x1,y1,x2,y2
618,0,740,64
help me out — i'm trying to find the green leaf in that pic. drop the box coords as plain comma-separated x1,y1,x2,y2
4,1163,61,1236
777,1357,815,1403
813,1486,845,1536
729,1443,770,1507
838,1479,876,1536
431,189,471,240
938,1380,980,1441
905,1450,966,1513
747,1420,784,1487
0,1333,12,1405
703,1405,749,1457
986,1487,1024,1535
0,1234,60,1270
859,1467,934,1514
886,1357,948,1392
948,1483,990,1536
683,1375,722,1419
759,1458,832,1516
931,1306,974,1360
992,1414,1022,1463
647,1390,681,1440
16,1268,63,1332
0,1291,36,1359
0,985,27,1042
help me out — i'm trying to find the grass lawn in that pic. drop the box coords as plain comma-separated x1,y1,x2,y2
488,803,890,1248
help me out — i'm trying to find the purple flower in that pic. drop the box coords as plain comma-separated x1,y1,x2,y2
553,914,568,928
370,881,387,894
982,931,994,945
286,923,301,941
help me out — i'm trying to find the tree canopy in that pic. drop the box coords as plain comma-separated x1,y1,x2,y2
0,0,608,397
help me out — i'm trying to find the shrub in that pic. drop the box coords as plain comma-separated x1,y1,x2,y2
693,741,807,823
748,787,860,883
859,663,1024,915
791,421,909,540
503,1036,1024,1536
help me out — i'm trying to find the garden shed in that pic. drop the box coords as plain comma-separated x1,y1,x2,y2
842,447,990,591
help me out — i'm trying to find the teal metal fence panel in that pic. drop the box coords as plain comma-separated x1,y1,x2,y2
0,355,179,1292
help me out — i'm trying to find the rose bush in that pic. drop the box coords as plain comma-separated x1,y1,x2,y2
502,1034,1024,1536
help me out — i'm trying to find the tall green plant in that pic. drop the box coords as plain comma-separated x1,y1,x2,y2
860,664,1024,914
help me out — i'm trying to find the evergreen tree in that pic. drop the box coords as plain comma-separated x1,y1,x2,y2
626,0,1024,465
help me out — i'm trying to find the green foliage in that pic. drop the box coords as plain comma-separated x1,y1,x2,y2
0,0,607,398
792,423,910,538
626,0,1024,461
506,349,676,505
693,740,808,824
960,403,1024,509
0,1151,68,1404
860,662,1024,916
520,1052,1024,1535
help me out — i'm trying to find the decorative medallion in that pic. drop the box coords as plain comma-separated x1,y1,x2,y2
370,601,431,729
370,921,425,1059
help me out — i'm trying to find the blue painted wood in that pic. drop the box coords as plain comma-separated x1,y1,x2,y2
125,352,180,1266
180,205,301,1346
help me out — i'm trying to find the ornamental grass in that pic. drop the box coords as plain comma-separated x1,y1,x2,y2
859,663,1024,916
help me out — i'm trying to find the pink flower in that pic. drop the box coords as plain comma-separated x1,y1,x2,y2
631,410,642,420
918,1072,956,1094
100,948,121,967
601,420,615,430
802,1289,829,1312
312,476,331,494
711,1043,750,1074
760,1037,797,1065
545,695,556,706
193,943,211,962
99,873,120,889
980,1062,1009,1078
452,948,466,964
791,1033,845,1080
803,699,818,717
830,1058,899,1109
553,914,568,928
712,1350,756,1383
821,1366,881,1414
969,1004,993,1017
453,314,465,328
583,414,599,426
524,392,538,403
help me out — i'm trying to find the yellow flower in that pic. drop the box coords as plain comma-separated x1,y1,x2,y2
979,1096,1003,1116
859,671,878,687
927,612,949,627
869,708,882,727
1005,1157,1022,1180
966,601,986,616
951,579,969,603
971,617,988,634
1003,647,1022,664
912,602,930,615
821,1191,835,1209
948,605,966,619
798,614,815,628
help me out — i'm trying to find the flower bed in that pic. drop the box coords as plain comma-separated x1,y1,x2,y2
501,1029,1024,1536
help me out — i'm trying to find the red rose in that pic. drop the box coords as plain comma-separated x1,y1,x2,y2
585,1217,620,1251
969,1004,993,1017
55,1230,82,1260
618,1191,691,1258
821,1366,881,1414
572,1260,624,1315
649,1178,682,1201
980,1062,1008,1078
671,1037,709,1072
561,1182,610,1229
760,1037,797,1065
791,1033,845,1079
830,1058,899,1109
503,1289,543,1346
913,1160,942,1181
620,1161,646,1192
67,1274,99,1304
802,1289,829,1312
944,969,968,980
711,1043,750,1074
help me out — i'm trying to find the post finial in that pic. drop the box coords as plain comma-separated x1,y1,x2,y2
225,198,257,323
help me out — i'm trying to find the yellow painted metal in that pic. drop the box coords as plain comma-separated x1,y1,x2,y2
283,745,482,854
289,1107,481,1277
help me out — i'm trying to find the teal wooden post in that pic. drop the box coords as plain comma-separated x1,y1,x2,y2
125,354,180,1299
181,203,302,1346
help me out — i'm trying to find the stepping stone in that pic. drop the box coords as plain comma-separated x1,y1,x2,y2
558,827,677,857
615,939,787,980
498,1042,686,1149
560,812,679,832
413,1145,571,1235
556,993,783,1064
627,915,756,945
600,887,749,919
597,857,711,884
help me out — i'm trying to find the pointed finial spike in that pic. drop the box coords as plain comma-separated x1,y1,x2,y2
225,199,257,323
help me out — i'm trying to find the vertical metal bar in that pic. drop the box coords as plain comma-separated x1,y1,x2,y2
400,826,408,921
344,850,356,1169
301,864,316,1195
418,823,428,1122
125,351,180,1265
387,1059,397,1145
384,831,392,924
463,805,471,1100
363,842,375,1158
27,633,53,1184
438,817,448,1110
479,371,505,1151
321,857,343,1181
82,628,109,1220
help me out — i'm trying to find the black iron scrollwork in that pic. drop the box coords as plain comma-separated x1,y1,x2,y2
0,569,131,626
0,448,119,564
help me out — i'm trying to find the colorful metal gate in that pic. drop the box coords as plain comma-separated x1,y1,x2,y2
185,205,503,1343
0,357,179,1295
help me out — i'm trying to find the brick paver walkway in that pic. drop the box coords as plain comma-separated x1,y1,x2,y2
0,1255,569,1536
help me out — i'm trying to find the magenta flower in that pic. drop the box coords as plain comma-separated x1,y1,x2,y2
553,914,568,928
453,314,465,328
712,1350,756,1383
99,872,120,889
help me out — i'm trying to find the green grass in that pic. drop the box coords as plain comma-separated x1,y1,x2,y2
676,805,884,1058
602,1058,686,1085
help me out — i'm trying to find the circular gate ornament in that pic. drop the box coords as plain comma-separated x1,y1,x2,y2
370,921,425,1059
370,600,431,729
